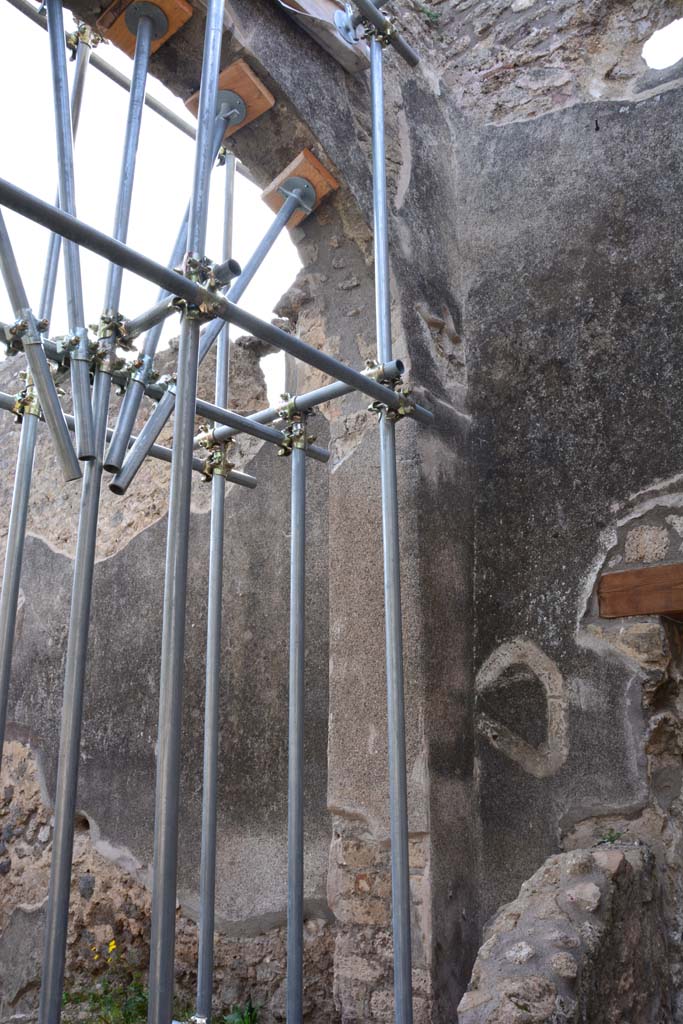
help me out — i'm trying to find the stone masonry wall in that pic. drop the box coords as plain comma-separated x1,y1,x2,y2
458,845,671,1023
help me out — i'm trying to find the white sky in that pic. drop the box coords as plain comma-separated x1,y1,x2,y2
642,19,683,70
0,1,298,400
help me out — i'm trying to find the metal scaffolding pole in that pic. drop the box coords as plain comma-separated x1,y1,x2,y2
0,17,94,753
146,0,225,1018
0,212,81,482
193,399,330,463
45,0,95,462
110,186,305,495
6,0,200,142
195,151,235,1024
38,14,154,1023
0,390,256,484
0,180,435,422
0,25,92,756
39,34,92,322
104,112,239,474
287,433,307,1024
0,394,38,762
370,36,413,1024
199,359,405,447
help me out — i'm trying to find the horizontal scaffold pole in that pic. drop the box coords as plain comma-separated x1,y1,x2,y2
0,177,434,426
197,359,406,447
194,397,330,463
0,389,256,487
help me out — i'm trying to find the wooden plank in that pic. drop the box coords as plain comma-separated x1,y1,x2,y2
96,0,193,57
185,60,275,139
261,147,339,227
598,562,683,619
272,0,370,74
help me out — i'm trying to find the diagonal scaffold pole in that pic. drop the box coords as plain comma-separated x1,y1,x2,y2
195,150,236,1024
0,179,434,425
104,108,242,474
45,0,96,461
286,414,308,1024
146,1,227,1019
0,213,81,482
370,28,415,1024
38,10,157,1022
109,184,307,495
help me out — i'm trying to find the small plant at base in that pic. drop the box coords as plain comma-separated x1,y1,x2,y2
62,940,157,1024
598,828,623,845
223,997,260,1024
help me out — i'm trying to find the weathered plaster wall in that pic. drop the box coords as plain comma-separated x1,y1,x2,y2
461,82,683,920
3,0,683,1019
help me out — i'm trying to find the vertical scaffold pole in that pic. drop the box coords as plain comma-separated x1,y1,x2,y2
38,13,154,1023
370,36,413,1024
0,21,92,755
147,2,226,1021
0,395,39,760
104,112,231,474
39,31,92,323
287,429,307,1024
45,0,95,461
195,152,235,1024
109,185,304,496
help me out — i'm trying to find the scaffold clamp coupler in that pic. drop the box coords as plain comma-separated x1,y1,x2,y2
200,438,235,481
368,371,416,422
0,320,26,354
97,312,133,351
157,373,177,396
66,22,102,59
277,399,315,456
12,382,41,421
129,352,156,386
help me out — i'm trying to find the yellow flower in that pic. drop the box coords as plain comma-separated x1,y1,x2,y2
108,939,117,954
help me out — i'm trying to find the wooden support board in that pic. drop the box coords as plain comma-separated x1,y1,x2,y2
185,60,276,140
96,0,192,57
598,563,683,619
271,0,369,74
262,148,339,228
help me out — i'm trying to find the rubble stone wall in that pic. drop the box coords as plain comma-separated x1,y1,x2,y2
458,845,672,1023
